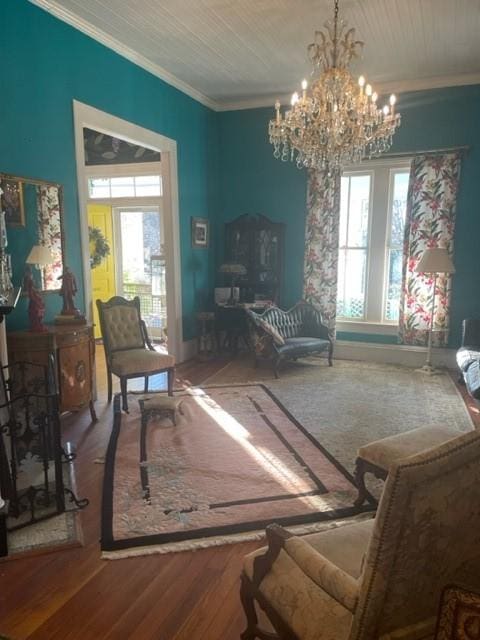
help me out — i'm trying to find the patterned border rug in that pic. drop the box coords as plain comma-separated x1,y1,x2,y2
205,357,475,482
101,385,374,559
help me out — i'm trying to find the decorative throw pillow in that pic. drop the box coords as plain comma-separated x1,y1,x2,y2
256,317,285,346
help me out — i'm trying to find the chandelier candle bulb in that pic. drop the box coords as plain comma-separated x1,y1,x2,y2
275,100,281,124
389,94,396,115
268,0,401,172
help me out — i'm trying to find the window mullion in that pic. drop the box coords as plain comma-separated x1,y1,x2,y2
366,168,389,323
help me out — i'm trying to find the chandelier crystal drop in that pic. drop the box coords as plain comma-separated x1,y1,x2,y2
268,0,401,174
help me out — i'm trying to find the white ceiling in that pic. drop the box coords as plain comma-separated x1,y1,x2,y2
32,0,480,110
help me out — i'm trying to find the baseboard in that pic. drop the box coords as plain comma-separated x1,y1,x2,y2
335,340,457,369
179,338,197,363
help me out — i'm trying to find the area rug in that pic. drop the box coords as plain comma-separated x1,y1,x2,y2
101,386,374,559
3,461,84,560
206,357,475,481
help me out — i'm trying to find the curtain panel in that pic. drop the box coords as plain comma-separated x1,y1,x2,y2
303,170,341,334
398,152,461,347
36,185,63,290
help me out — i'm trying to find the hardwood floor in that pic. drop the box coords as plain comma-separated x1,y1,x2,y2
1,348,477,640
0,348,260,640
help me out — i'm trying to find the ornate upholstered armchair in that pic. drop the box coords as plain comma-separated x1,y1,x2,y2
96,296,175,412
240,429,480,640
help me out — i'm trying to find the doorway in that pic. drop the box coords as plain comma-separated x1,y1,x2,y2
88,202,167,340
73,101,183,360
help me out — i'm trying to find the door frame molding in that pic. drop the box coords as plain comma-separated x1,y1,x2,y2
73,100,183,360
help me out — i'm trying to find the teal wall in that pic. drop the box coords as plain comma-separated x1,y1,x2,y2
217,86,480,347
2,0,480,349
0,0,218,339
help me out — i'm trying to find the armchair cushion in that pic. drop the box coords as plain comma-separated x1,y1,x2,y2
244,520,373,616
244,548,353,640
357,425,462,471
111,348,175,376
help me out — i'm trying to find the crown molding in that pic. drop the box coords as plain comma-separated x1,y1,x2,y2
28,0,218,111
216,72,480,112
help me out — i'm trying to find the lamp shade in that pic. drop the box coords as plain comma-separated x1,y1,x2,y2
26,245,54,266
219,262,247,276
415,248,455,274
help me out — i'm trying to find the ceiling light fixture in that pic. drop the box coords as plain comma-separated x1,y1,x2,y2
268,0,401,174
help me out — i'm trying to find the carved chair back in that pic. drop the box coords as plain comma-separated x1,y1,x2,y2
351,429,480,640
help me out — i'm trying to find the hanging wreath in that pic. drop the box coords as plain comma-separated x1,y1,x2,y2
89,226,111,269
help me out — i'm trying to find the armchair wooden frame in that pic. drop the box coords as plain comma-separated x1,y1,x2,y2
96,296,175,412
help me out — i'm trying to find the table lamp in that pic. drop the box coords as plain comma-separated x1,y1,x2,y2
415,247,455,375
24,244,53,332
219,263,247,304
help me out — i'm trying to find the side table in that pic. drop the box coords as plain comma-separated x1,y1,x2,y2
8,324,97,421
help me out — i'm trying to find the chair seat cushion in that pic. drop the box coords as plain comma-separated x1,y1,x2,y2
277,337,330,356
111,349,175,376
357,424,464,471
244,548,352,640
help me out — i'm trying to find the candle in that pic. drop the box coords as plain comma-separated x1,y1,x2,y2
301,79,308,102
275,100,281,124
389,94,396,116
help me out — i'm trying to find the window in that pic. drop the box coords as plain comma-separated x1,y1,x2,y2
337,161,410,327
88,175,162,199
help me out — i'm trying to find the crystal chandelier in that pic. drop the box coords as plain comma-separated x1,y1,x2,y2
268,0,401,174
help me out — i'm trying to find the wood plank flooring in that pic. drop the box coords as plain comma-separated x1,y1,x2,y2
0,348,477,639
0,349,260,640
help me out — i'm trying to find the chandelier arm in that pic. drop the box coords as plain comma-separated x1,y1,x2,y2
333,0,339,68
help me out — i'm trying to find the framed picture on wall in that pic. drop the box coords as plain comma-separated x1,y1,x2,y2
191,217,209,248
1,177,25,227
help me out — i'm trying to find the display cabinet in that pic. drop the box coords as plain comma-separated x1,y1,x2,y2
224,214,285,304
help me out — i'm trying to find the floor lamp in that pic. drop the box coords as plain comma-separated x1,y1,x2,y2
415,247,455,375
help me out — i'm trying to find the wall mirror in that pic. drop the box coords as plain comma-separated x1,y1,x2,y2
0,173,65,292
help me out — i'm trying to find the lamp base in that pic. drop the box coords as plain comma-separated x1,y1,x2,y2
416,363,442,376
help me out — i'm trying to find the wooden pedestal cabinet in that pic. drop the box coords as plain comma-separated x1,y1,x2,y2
8,324,97,421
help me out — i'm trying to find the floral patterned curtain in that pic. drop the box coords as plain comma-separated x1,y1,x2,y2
303,170,341,333
398,153,461,346
36,185,63,290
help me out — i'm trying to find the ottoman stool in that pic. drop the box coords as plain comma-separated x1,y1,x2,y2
139,396,184,428
354,424,464,507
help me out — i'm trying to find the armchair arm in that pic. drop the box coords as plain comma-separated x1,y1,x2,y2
251,523,292,587
283,536,359,613
461,318,480,348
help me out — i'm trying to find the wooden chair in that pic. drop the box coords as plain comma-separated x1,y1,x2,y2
240,429,480,640
96,296,175,412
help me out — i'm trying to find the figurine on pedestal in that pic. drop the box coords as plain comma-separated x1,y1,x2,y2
23,267,47,332
56,266,85,324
